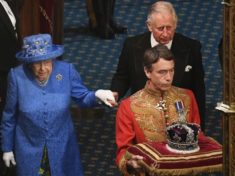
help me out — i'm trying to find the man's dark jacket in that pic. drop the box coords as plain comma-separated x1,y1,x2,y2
0,1,23,175
111,32,205,130
0,0,22,72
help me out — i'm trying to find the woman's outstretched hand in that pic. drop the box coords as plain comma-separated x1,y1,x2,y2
95,89,118,107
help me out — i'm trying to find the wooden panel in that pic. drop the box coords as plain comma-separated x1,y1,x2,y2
223,0,235,175
19,0,64,44
19,0,40,37
53,0,64,44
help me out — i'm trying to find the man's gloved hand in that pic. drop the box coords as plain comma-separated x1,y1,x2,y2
3,152,16,167
95,89,117,107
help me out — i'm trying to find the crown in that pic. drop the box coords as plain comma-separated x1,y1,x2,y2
165,100,200,154
166,122,200,153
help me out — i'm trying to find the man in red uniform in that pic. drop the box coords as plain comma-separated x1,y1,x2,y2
116,44,201,175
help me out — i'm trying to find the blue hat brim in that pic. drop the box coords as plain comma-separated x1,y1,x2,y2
16,45,64,63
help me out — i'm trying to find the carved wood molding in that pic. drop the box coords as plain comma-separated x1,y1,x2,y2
223,0,235,175
223,1,235,103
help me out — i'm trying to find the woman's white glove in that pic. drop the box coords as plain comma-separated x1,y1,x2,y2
3,152,16,167
95,89,117,107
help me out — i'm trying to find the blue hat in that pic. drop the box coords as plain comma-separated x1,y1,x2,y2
16,34,64,63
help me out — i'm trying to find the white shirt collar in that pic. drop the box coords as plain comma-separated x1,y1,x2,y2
150,33,172,49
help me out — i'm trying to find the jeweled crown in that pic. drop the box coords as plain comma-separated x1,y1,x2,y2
166,100,200,153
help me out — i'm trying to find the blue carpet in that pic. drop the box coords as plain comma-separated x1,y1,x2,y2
64,0,223,175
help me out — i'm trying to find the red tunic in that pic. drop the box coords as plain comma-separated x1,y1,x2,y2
116,85,202,174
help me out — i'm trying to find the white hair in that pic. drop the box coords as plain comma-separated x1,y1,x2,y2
146,1,178,27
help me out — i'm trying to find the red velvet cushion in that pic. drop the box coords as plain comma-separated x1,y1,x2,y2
126,136,222,175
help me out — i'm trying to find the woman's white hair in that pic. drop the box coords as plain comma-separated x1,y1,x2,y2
146,1,178,27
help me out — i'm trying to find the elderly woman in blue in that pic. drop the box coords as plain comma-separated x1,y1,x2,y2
1,34,117,176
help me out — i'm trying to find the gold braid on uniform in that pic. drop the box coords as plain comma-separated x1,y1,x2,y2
130,84,191,142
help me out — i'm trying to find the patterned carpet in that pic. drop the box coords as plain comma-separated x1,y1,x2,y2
64,0,223,175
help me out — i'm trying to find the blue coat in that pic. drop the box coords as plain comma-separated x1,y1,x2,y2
1,60,98,176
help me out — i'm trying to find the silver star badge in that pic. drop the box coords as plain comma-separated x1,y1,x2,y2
156,100,167,111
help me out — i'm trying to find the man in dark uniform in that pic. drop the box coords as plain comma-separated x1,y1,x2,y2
86,0,127,39
0,0,23,175
111,1,206,132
